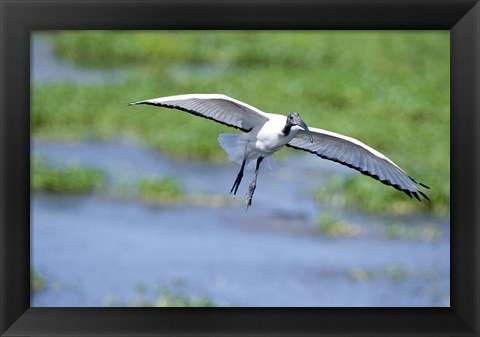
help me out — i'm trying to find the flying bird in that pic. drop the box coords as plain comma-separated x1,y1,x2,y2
129,93,429,209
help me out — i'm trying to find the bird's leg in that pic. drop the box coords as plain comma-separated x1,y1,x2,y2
230,157,246,197
230,144,249,197
246,156,264,210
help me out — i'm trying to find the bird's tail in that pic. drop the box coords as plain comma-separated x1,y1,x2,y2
218,134,248,165
218,134,277,171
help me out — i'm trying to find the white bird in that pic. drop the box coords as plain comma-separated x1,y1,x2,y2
129,93,429,209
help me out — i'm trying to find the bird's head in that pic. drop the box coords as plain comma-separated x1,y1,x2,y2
287,112,314,143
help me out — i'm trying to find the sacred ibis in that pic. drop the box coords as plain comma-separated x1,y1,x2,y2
129,94,429,209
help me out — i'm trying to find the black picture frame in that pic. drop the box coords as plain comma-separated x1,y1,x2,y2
1,0,478,336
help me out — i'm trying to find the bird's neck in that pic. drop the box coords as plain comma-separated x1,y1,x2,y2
281,124,292,137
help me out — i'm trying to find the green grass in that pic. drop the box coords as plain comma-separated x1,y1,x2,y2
108,288,219,307
385,222,441,241
32,31,450,214
316,213,360,237
350,265,409,283
136,177,185,203
313,175,449,215
31,269,46,293
134,177,231,206
52,31,447,72
31,156,226,205
142,289,217,307
32,156,105,193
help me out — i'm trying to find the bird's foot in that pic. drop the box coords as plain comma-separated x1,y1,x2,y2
245,180,257,211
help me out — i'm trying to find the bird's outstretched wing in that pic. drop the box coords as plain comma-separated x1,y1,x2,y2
129,94,270,132
287,127,429,200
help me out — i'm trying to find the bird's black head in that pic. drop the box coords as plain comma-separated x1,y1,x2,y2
285,112,314,143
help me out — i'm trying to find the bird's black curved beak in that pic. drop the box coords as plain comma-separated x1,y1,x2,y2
297,118,314,143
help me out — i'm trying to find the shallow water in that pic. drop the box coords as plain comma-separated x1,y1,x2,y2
31,194,449,307
32,139,450,307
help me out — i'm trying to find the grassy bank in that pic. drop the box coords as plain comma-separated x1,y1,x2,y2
32,156,105,193
32,31,449,214
31,269,46,293
31,156,229,205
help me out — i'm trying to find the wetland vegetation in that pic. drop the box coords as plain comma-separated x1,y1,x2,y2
122,288,219,307
32,156,105,193
30,269,46,294
32,31,449,215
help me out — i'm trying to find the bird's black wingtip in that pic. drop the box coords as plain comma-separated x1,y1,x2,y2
403,186,429,202
408,175,430,189
419,191,430,201
419,182,430,189
412,192,421,201
410,190,430,202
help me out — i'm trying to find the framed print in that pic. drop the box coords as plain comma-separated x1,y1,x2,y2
1,0,479,336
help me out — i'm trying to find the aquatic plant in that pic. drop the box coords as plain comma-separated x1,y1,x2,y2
151,289,217,307
30,269,46,293
313,176,448,216
31,156,105,193
385,222,441,242
316,213,361,237
350,265,408,283
109,288,219,307
136,177,185,203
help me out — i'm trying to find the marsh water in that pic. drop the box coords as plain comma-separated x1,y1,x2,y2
31,34,450,307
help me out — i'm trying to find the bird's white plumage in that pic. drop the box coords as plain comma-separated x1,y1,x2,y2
129,93,429,201
217,114,298,171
